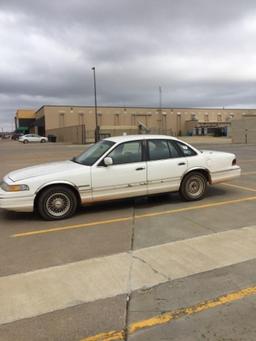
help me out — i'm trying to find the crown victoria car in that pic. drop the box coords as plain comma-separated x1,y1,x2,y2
0,135,241,220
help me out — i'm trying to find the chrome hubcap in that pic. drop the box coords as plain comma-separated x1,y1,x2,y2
46,193,71,217
187,177,204,198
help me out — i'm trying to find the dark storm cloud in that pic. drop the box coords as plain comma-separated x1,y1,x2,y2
1,0,256,129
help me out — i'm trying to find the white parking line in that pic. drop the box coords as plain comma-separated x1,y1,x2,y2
1,225,256,325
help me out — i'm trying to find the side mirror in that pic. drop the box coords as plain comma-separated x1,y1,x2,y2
104,157,113,166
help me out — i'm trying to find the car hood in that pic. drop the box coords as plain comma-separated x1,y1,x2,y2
8,160,85,182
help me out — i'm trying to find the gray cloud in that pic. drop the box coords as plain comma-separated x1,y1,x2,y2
1,0,256,129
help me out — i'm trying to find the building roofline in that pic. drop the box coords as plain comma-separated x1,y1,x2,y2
35,104,256,113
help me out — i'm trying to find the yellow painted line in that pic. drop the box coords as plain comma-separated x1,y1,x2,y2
11,217,132,238
134,195,256,220
81,285,256,341
12,195,256,238
81,330,124,341
222,183,256,192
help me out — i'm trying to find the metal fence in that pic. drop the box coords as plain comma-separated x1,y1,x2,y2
46,126,175,144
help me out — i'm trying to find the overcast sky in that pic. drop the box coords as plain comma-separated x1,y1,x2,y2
1,0,256,130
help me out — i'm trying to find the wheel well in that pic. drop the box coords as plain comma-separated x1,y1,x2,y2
181,169,211,184
34,183,81,210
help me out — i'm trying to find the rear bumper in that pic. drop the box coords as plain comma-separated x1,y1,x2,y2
211,166,241,184
0,189,34,212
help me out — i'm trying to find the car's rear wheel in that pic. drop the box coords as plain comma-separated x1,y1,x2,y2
179,172,207,201
40,139,46,143
23,139,29,144
37,186,78,220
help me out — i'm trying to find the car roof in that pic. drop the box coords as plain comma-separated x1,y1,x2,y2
105,134,180,143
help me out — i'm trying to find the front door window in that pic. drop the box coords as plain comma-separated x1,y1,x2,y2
108,141,142,164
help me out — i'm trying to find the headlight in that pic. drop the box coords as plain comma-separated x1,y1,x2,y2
0,182,29,192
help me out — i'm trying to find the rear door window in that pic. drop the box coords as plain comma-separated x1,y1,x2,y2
175,141,197,157
148,140,170,160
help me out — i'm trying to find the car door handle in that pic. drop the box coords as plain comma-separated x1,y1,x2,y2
178,162,186,166
136,167,145,171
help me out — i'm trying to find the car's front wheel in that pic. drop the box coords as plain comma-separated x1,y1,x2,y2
179,172,207,201
37,186,78,220
23,139,29,144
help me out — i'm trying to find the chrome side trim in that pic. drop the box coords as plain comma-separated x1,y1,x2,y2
211,167,240,175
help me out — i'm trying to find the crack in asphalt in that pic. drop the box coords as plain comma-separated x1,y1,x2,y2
132,254,171,282
123,203,136,341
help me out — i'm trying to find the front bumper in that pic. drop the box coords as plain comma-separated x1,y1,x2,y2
0,188,35,212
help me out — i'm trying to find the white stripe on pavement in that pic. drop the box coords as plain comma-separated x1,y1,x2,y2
1,225,256,325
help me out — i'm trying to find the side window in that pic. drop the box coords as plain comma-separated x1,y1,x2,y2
175,141,197,157
108,141,142,164
148,140,170,160
167,141,181,158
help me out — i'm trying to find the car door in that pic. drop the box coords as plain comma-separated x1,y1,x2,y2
32,134,41,142
146,139,188,194
25,134,32,142
28,134,36,142
91,140,147,201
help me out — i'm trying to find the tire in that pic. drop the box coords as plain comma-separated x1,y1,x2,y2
23,140,29,144
37,186,78,220
40,139,46,143
179,172,207,201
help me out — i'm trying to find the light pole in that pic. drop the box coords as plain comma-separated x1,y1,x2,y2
92,67,99,142
159,86,162,114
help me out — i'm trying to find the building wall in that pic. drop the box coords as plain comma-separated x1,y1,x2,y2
15,109,36,132
34,105,256,143
232,116,256,144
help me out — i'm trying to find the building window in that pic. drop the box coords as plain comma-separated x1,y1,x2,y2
78,113,85,125
162,114,167,130
217,113,222,122
114,114,120,126
191,113,197,120
204,113,209,122
98,113,102,125
59,113,65,127
131,114,136,126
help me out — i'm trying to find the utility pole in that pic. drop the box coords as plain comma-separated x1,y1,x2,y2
92,67,99,142
159,86,162,114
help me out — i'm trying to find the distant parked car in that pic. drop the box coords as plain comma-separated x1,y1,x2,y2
0,135,241,220
18,134,48,144
12,132,24,140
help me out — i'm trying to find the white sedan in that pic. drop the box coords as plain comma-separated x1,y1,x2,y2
18,134,48,143
0,135,241,220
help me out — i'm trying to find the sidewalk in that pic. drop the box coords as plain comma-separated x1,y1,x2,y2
180,136,231,144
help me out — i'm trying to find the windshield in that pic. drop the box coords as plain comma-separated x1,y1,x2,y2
73,140,115,166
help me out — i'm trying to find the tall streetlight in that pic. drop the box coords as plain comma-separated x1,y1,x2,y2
159,86,162,114
92,67,99,142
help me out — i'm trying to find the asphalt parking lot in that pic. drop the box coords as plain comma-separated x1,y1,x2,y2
0,138,256,341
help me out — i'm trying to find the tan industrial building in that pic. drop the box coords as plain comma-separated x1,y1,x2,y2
15,110,36,133
231,114,256,144
14,105,256,143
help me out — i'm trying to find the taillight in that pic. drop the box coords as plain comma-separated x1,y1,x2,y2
232,159,236,166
